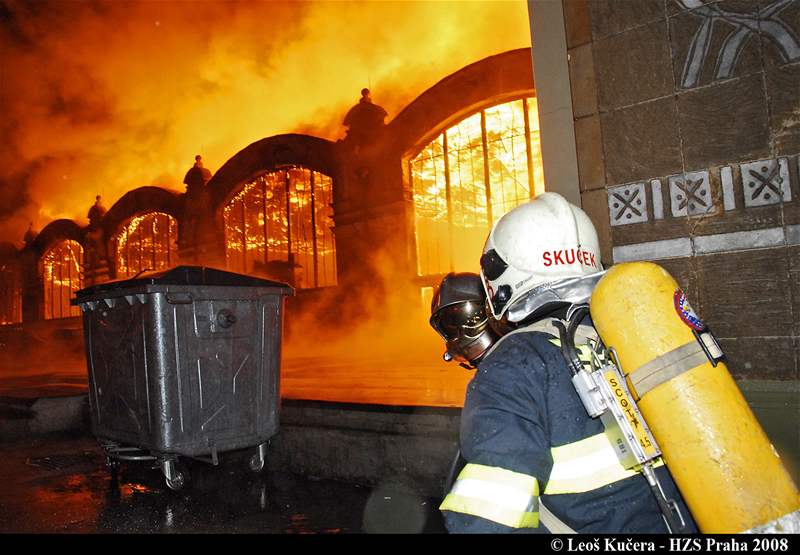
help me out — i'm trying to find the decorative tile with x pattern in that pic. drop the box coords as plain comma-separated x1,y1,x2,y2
608,182,648,226
669,170,715,217
741,158,792,207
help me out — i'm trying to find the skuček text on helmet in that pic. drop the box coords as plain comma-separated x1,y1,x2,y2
480,192,605,323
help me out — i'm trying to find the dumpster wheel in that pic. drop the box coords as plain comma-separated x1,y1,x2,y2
248,453,264,473
166,471,186,491
161,458,189,491
100,441,153,479
248,441,269,474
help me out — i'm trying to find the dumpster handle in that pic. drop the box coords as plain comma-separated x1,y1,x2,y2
217,309,237,328
132,267,153,279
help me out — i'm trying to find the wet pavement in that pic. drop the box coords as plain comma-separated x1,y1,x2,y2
0,317,472,407
0,350,471,407
0,431,447,534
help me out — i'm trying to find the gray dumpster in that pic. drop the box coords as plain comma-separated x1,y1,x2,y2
71,266,293,489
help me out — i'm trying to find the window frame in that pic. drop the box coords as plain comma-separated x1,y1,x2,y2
42,239,84,320
409,96,544,281
223,166,337,290
114,211,178,279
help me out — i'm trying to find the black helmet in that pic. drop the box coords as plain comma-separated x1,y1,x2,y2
429,272,497,369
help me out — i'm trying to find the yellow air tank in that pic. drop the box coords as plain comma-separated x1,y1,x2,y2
590,261,799,533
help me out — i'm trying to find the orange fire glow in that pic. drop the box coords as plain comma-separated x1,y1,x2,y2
0,0,531,241
412,97,544,277
42,239,83,320
274,95,545,406
223,167,336,288
115,212,178,278
2,0,535,408
279,248,476,407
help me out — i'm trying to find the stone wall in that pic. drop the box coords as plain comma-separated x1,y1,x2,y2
565,0,800,380
267,401,460,498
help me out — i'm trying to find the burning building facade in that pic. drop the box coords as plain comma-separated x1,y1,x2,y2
2,0,800,405
0,48,541,406
4,51,539,310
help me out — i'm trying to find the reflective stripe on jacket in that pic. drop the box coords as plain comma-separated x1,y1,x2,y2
441,433,658,528
546,433,658,494
440,463,540,528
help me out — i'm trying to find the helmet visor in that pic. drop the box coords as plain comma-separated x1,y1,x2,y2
430,301,488,340
480,249,508,281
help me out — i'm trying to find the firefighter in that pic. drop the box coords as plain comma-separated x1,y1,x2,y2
439,192,696,534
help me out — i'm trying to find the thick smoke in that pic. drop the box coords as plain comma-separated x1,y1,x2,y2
0,0,530,242
280,247,474,407
1,0,530,406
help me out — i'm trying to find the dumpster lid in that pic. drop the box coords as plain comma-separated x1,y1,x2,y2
74,266,293,299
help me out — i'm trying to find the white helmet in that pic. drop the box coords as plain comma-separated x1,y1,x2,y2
480,192,604,323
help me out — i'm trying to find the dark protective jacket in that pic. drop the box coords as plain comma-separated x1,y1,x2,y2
440,323,697,534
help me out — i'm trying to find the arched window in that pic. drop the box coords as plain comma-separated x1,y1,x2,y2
43,240,83,320
115,212,178,278
224,167,336,289
0,261,22,325
410,97,545,277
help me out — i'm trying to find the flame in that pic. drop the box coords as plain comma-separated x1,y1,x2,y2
115,212,178,278
224,167,336,288
0,0,531,241
413,97,544,276
0,260,23,324
42,239,83,319
225,98,544,406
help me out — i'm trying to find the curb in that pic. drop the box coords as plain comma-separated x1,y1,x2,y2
0,395,89,441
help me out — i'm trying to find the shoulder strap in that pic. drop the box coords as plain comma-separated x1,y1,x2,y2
481,319,561,360
539,500,577,534
483,318,599,359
